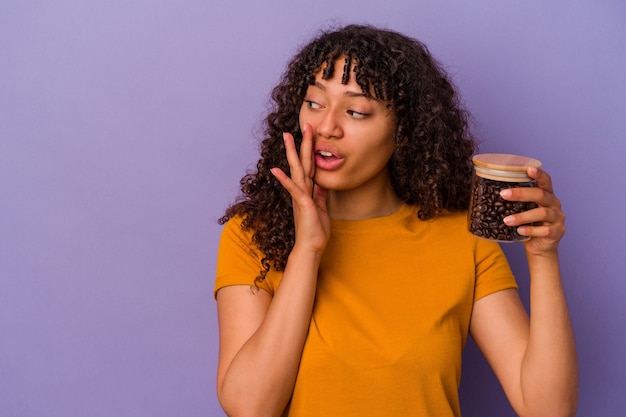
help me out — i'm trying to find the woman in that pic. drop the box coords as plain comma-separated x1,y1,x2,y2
214,24,578,417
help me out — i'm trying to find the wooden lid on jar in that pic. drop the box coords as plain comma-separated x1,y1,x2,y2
472,153,542,182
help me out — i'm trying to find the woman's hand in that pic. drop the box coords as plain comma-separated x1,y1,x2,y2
491,167,578,417
271,124,331,253
500,167,566,257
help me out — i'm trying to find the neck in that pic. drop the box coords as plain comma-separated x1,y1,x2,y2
327,186,403,220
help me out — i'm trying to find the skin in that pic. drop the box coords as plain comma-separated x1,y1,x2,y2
469,167,578,417
216,59,578,417
298,75,402,220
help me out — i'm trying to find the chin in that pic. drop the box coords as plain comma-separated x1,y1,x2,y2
313,175,346,191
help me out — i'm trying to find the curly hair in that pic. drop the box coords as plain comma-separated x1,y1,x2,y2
219,24,476,286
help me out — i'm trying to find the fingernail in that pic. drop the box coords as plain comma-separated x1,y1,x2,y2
500,189,512,198
503,215,514,225
528,166,538,175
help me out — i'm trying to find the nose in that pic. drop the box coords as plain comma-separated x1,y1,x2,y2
316,108,343,139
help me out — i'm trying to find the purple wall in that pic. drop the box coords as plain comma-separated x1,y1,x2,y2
1,1,624,416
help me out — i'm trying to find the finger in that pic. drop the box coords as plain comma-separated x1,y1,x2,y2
270,167,309,202
527,166,554,194
504,208,565,242
312,183,328,210
503,205,562,228
300,124,315,179
282,132,305,183
516,223,563,240
516,213,566,238
500,186,560,209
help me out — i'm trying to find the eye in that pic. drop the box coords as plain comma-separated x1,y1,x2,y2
347,110,369,119
304,100,322,110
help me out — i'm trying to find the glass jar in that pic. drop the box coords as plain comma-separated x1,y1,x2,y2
468,153,542,242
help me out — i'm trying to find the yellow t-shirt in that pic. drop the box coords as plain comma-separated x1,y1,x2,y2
215,204,517,417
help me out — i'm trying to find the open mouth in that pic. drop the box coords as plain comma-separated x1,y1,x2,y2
314,149,344,170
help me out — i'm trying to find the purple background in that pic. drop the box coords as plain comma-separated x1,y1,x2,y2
1,1,624,416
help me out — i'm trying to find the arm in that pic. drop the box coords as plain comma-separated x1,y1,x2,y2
216,125,330,417
469,167,578,417
216,247,321,417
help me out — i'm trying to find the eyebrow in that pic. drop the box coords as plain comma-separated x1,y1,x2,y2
313,81,371,99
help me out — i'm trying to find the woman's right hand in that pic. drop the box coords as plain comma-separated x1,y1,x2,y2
217,124,328,415
271,123,330,253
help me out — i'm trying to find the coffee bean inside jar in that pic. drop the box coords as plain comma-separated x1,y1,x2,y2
468,153,542,242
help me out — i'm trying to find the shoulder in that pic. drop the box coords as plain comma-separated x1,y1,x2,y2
216,216,278,296
218,215,264,262
217,216,283,289
422,208,473,240
420,208,507,258
220,215,253,244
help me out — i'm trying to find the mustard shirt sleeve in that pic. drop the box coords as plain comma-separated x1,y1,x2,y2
473,238,518,301
214,217,274,298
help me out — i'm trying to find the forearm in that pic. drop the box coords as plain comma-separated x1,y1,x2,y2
219,245,321,417
519,251,578,417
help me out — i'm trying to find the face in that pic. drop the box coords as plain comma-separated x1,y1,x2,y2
299,59,397,195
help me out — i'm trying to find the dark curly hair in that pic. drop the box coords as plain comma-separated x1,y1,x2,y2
219,24,476,286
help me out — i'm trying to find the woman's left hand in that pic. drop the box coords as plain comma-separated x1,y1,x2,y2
500,167,566,257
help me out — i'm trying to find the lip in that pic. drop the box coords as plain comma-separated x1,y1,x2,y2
314,143,344,171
